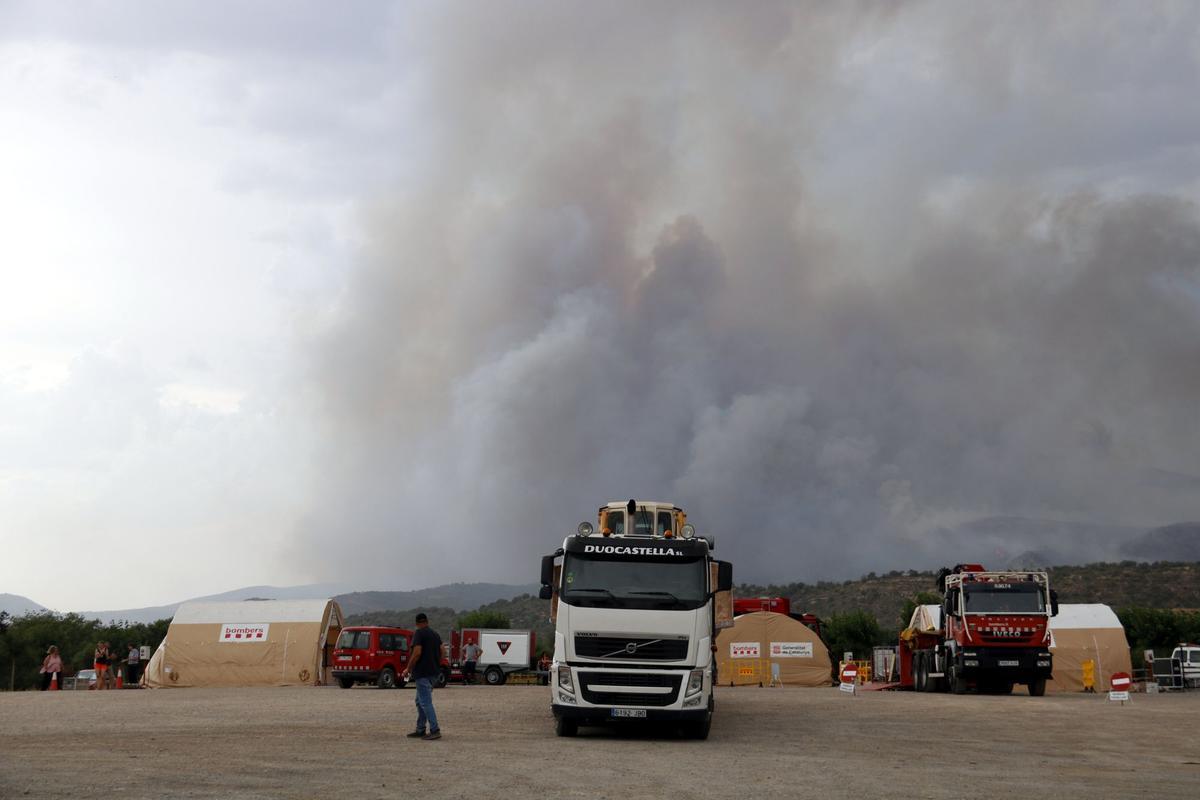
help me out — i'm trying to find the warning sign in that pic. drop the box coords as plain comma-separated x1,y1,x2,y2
770,642,813,658
497,641,511,655
219,623,269,642
730,642,760,659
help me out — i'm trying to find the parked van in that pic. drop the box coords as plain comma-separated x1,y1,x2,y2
331,626,452,689
1169,644,1200,687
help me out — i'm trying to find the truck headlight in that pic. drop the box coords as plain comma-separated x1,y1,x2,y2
685,668,704,696
964,660,979,667
557,691,577,705
557,665,574,692
1037,660,1050,667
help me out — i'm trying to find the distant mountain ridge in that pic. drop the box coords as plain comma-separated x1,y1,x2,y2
12,581,540,624
334,583,542,617
0,593,48,617
72,582,357,624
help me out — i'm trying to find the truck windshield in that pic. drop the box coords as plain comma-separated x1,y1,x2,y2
336,630,371,649
560,554,707,610
963,584,1046,614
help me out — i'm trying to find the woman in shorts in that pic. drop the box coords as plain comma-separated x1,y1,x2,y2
94,641,110,690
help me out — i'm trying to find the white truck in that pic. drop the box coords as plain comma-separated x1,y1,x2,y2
539,500,733,738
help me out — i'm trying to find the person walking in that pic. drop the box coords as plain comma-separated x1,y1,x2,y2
39,646,63,690
94,641,111,690
402,613,443,740
462,640,481,685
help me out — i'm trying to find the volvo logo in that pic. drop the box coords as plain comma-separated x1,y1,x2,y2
624,642,638,654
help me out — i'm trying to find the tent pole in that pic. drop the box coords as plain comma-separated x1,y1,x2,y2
282,628,290,682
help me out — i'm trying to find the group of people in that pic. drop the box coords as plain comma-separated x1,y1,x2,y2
38,641,143,690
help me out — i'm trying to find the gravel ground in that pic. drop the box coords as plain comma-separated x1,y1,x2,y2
2,684,1198,799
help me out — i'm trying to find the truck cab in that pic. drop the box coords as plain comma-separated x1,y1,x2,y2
539,500,733,739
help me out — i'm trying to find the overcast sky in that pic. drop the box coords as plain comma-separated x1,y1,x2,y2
2,2,1198,612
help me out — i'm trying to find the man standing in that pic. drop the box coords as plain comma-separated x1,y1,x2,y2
402,613,443,740
462,640,481,684
126,643,141,687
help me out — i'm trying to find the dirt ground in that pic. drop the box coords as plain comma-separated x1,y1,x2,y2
2,684,1198,799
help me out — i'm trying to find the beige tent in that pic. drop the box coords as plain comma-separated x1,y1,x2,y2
716,611,832,687
144,599,344,688
1047,603,1132,693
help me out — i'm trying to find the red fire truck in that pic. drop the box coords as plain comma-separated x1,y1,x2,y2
899,564,1058,695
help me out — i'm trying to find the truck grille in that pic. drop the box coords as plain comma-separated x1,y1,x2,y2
574,636,688,661
577,671,682,707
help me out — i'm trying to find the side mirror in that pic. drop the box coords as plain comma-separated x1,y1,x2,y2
539,585,553,601
717,561,733,592
540,555,554,587
1050,589,1059,617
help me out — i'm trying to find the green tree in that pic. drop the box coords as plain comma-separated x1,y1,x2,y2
456,610,510,629
822,610,887,664
1,612,172,690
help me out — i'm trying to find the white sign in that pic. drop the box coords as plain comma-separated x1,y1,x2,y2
1108,690,1130,702
839,681,857,694
730,642,760,658
219,623,270,642
770,642,813,658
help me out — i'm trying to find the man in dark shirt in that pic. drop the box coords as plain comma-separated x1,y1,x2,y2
402,613,443,740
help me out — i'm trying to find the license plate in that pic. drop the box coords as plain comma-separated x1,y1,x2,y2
611,708,647,718
999,660,1018,667
337,656,352,661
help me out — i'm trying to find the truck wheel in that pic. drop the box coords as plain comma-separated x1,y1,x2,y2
377,667,397,689
686,699,714,740
1028,677,1046,697
914,654,927,692
435,667,449,689
484,666,504,686
555,716,578,737
949,665,966,695
337,677,354,689
687,711,712,740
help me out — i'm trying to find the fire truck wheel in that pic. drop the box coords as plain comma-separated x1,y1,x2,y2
555,716,578,737
435,667,449,688
949,665,966,694
377,667,397,689
337,677,354,689
484,666,504,685
1028,677,1046,697
914,653,926,692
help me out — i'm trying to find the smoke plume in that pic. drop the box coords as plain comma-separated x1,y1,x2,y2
290,2,1200,587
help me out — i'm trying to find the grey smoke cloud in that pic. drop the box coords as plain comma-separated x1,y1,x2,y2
290,2,1200,587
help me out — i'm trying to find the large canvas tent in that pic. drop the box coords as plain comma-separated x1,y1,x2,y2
1047,603,1132,693
144,599,344,688
716,611,832,687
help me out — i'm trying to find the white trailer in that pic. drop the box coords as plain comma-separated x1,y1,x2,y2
475,629,534,685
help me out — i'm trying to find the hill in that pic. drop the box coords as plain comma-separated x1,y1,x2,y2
334,583,539,617
739,561,1200,629
0,593,48,617
75,582,356,624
